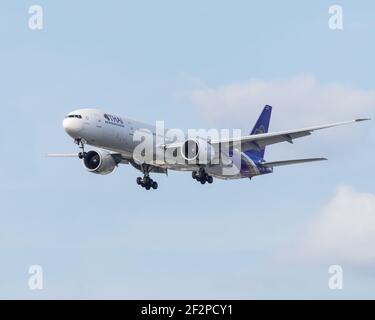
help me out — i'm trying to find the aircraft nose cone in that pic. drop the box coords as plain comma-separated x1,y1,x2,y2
63,118,83,138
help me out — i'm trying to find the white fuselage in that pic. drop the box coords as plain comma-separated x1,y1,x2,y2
62,108,247,178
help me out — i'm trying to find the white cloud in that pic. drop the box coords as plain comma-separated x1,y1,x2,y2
190,74,375,128
296,185,375,266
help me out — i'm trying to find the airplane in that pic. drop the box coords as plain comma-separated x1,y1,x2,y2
49,105,370,190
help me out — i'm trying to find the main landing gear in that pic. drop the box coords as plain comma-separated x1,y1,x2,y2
136,165,158,190
136,176,158,190
192,168,213,185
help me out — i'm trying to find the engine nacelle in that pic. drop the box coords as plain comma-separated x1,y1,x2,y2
83,150,116,175
181,138,216,164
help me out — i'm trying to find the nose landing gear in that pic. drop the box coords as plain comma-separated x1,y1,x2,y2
75,138,87,159
192,168,213,185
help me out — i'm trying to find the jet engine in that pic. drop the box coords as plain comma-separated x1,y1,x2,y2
181,138,216,164
83,150,116,175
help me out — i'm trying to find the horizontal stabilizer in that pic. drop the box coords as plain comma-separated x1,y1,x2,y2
261,157,327,167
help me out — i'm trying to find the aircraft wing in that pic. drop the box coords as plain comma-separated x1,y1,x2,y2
47,152,129,164
209,118,370,152
47,153,78,157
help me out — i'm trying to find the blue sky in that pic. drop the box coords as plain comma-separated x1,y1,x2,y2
0,0,374,299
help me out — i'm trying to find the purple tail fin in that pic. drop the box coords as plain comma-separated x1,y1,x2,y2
245,105,272,161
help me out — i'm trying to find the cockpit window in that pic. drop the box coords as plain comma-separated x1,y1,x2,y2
65,114,82,119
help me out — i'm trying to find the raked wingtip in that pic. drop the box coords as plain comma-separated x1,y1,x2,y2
355,118,371,122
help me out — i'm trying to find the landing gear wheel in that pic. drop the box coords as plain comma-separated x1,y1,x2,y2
207,176,213,184
200,179,206,184
78,152,87,159
152,181,158,190
136,177,142,185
